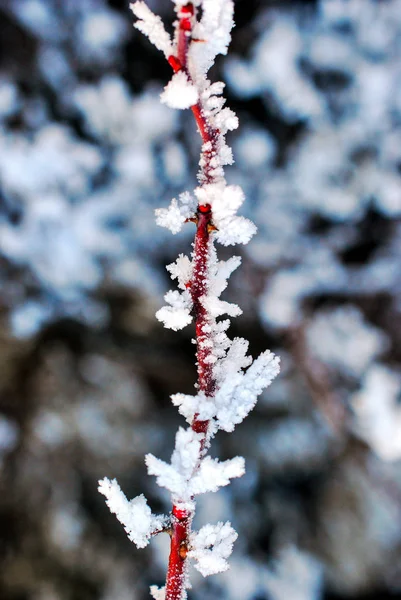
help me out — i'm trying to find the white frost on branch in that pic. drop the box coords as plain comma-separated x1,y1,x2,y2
155,289,193,331
214,350,280,432
190,455,245,494
98,478,167,548
189,0,235,79
130,2,173,58
195,183,257,246
161,71,199,109
146,430,244,502
171,349,280,433
189,521,238,576
155,191,196,234
166,254,193,290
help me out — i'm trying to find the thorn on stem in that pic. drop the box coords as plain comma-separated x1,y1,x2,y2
167,55,183,72
179,542,188,559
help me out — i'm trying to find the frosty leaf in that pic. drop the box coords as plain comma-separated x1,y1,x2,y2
202,295,242,319
146,429,203,500
155,198,185,234
195,183,257,246
155,192,197,234
98,478,167,548
166,254,193,290
189,0,234,78
131,2,173,58
214,350,280,432
213,337,252,383
171,428,203,481
171,391,216,423
161,71,199,110
215,215,257,246
211,107,239,133
150,586,166,600
156,289,193,331
206,255,241,300
190,455,245,495
145,453,186,498
189,521,238,576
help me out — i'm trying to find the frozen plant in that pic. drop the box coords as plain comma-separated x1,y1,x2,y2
99,2,280,599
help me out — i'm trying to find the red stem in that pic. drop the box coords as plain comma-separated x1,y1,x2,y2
165,5,220,599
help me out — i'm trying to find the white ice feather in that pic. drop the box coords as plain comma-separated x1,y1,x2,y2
214,350,280,432
190,456,245,495
189,0,234,78
156,289,193,331
155,192,197,234
189,521,238,576
166,254,193,290
98,478,167,548
161,72,199,110
131,2,173,58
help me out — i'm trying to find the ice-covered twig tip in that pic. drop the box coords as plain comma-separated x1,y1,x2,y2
99,2,280,599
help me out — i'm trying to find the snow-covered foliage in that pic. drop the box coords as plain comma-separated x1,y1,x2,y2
100,0,279,596
188,521,238,576
146,430,245,502
98,478,168,548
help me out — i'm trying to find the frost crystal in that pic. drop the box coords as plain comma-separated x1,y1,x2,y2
146,429,244,502
189,521,238,576
213,351,281,432
98,478,167,548
195,184,257,246
155,192,197,234
130,2,173,58
166,254,193,290
161,72,199,110
155,289,193,331
189,0,234,78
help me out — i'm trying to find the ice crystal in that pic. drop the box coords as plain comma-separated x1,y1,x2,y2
98,478,167,549
161,72,199,110
189,521,238,576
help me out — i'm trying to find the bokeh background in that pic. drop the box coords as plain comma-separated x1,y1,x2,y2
1,0,401,598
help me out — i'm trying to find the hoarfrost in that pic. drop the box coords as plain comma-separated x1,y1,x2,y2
195,183,256,246
213,351,280,432
146,436,244,502
155,192,197,235
161,72,199,110
131,2,173,58
166,254,193,290
155,289,193,331
189,521,238,576
190,456,245,495
189,0,234,79
98,478,167,549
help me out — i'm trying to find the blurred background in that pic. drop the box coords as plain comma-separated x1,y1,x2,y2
0,0,401,598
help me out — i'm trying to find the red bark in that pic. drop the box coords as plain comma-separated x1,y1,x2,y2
164,6,220,599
